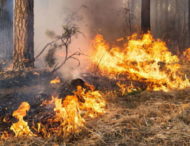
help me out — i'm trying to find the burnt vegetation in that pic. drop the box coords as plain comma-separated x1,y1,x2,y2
1,0,190,146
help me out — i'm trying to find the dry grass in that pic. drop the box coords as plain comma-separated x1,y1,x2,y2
1,89,190,146
1,65,190,145
68,89,190,146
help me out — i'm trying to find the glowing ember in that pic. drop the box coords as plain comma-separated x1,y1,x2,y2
1,131,10,140
90,33,190,91
50,77,61,84
117,82,139,96
10,102,35,137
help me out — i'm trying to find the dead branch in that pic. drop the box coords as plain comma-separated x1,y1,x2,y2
35,25,84,73
52,51,82,73
35,38,59,60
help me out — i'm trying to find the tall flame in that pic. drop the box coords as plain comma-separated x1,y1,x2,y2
10,102,34,137
52,95,85,137
91,33,190,91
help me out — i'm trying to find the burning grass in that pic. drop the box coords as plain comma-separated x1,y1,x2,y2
183,48,190,62
90,33,190,91
1,33,190,145
0,83,106,141
1,87,190,145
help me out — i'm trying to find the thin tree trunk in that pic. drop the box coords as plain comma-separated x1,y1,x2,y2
141,0,150,32
13,0,34,70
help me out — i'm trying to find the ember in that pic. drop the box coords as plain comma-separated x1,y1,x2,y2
50,77,61,84
117,82,139,96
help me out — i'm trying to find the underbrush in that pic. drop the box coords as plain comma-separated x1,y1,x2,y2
1,64,190,145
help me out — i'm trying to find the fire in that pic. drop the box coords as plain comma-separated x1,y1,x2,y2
5,85,105,139
50,77,61,84
47,86,106,137
10,102,35,137
26,84,106,138
183,48,190,62
49,95,85,137
75,86,106,118
117,82,139,96
90,33,190,91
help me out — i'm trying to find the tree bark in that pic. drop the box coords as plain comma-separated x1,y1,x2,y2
141,0,150,32
13,0,34,70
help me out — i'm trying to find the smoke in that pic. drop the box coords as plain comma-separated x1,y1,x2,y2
33,0,129,80
34,0,126,71
85,0,125,41
34,0,126,48
34,0,91,72
0,0,126,78
0,0,13,60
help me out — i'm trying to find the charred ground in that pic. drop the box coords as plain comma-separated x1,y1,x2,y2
0,62,190,145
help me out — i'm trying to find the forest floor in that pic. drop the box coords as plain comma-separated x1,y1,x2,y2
0,64,190,145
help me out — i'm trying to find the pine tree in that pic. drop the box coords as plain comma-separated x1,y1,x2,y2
13,0,34,70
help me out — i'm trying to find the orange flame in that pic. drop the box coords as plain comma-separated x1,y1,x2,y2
117,82,139,96
50,77,61,84
52,95,85,137
75,86,106,118
90,33,190,91
39,86,106,137
183,48,190,62
10,102,35,137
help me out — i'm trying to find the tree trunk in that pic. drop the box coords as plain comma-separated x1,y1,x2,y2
189,0,190,33
13,0,34,70
141,0,150,32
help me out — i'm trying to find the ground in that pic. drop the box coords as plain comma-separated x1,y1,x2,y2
0,64,190,145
